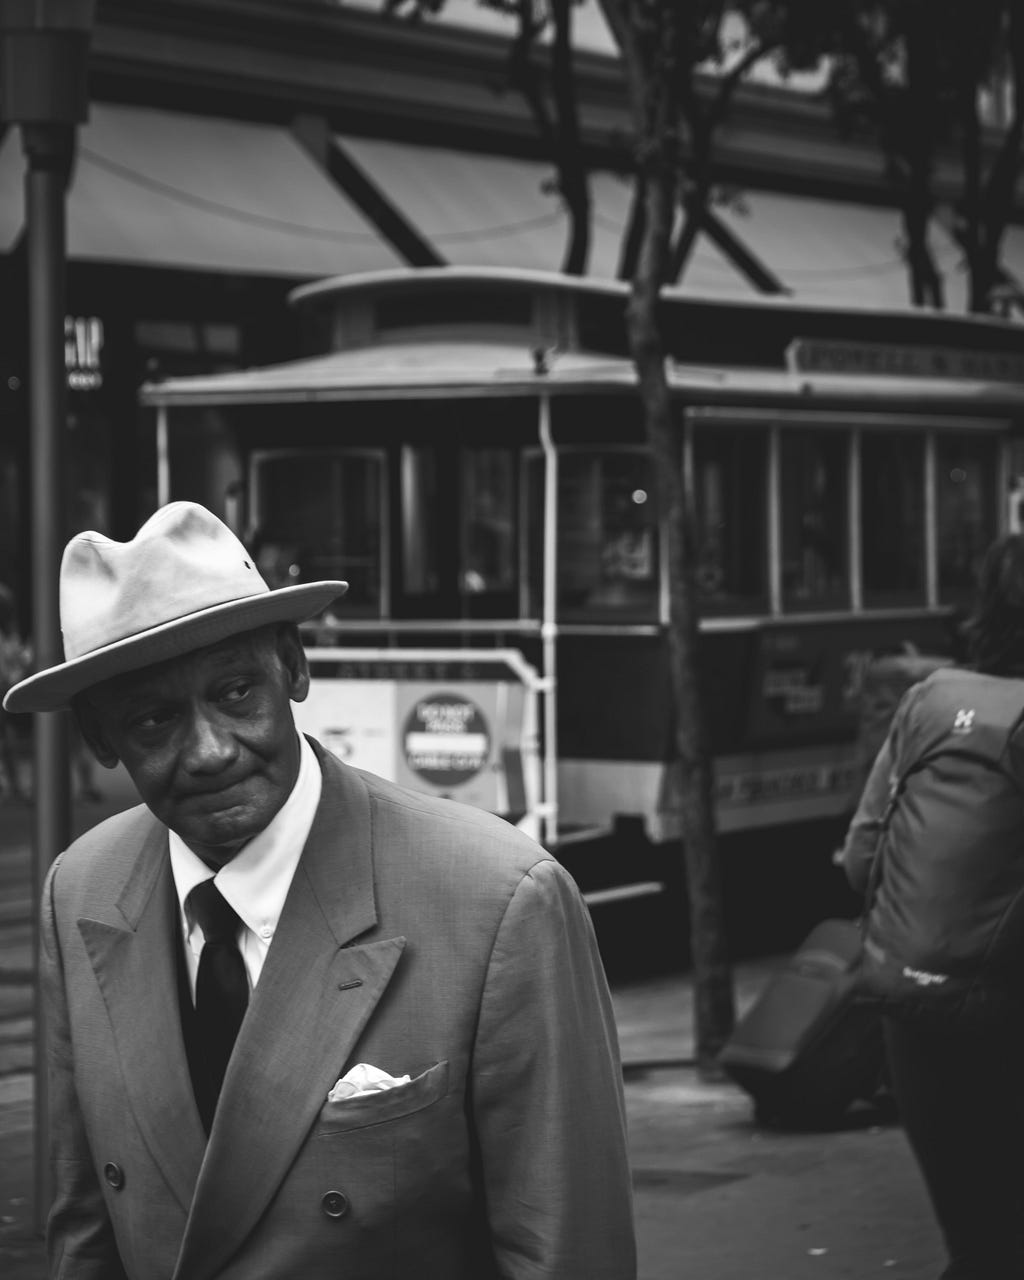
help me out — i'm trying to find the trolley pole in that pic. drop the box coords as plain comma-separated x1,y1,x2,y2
0,0,95,1235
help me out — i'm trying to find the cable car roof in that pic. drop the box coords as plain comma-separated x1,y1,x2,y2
140,337,1024,414
286,266,1024,331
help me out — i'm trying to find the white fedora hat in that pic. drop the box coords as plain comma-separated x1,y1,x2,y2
3,501,348,714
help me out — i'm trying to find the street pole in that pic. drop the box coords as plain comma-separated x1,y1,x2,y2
24,119,73,1234
0,0,95,1236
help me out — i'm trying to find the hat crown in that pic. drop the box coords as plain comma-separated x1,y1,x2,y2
61,502,268,661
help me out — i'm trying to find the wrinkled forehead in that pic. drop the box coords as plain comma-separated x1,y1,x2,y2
85,628,277,709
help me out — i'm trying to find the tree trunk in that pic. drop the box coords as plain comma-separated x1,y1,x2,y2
618,171,646,279
902,2,943,309
550,0,591,275
600,0,735,1074
626,218,736,1074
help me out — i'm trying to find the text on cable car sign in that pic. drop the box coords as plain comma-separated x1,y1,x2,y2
403,693,491,786
787,338,1024,383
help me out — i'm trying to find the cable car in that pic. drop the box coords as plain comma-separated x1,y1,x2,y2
141,267,1024,916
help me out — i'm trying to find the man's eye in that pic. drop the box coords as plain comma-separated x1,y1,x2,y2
132,708,175,731
221,682,252,703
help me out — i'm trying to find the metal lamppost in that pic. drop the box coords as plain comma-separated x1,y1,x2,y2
0,0,95,1232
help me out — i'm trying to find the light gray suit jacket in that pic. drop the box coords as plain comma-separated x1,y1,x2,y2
41,740,636,1279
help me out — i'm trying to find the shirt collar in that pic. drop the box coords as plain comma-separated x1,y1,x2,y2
169,732,323,940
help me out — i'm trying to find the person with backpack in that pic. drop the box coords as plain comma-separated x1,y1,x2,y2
841,532,1024,1280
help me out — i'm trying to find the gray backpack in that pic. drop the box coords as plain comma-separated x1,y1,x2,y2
860,667,1024,1025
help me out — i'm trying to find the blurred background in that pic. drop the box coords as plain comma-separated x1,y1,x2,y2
1,0,1022,975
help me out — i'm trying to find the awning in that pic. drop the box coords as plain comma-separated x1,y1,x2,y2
333,136,988,308
709,191,971,311
336,135,749,291
0,103,401,278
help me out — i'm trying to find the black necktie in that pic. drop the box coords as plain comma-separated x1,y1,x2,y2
187,878,249,1130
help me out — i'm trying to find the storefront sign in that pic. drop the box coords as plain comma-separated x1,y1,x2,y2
787,338,1024,383
65,315,104,390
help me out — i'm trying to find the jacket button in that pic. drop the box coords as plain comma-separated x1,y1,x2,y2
321,1190,349,1219
103,1163,125,1190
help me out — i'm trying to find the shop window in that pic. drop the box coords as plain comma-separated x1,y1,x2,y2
527,450,660,622
936,434,998,605
780,431,849,611
860,432,926,608
692,427,768,613
135,319,243,378
254,451,383,615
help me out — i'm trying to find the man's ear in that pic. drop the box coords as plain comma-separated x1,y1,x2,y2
72,697,120,770
277,624,311,704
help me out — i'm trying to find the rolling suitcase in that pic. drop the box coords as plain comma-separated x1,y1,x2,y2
718,918,884,1128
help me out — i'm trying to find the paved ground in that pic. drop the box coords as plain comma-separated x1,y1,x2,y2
0,785,947,1279
614,974,945,1280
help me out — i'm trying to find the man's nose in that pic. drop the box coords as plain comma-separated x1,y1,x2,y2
181,709,239,773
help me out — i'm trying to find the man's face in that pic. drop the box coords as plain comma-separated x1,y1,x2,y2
78,626,309,866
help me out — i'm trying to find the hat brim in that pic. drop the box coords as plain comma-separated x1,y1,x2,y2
3,580,348,714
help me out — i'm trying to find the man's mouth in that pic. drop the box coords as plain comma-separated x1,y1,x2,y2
184,778,251,810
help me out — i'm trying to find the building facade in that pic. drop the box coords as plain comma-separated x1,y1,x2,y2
0,0,1021,615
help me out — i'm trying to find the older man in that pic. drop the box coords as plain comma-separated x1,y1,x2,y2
6,501,635,1280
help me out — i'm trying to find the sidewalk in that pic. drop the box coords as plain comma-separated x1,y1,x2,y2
611,969,944,1279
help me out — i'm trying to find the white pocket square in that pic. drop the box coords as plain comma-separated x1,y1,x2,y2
327,1062,412,1101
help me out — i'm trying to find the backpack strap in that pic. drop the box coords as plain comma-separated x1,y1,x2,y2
862,773,902,917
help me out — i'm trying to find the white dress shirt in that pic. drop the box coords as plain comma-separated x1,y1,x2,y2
169,731,322,1002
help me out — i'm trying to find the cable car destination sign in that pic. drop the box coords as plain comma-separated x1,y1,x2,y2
787,338,1024,383
403,692,491,786
293,648,542,834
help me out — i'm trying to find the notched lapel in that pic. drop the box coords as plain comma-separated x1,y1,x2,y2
78,843,206,1215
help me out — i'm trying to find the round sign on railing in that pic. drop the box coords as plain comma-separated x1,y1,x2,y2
403,692,490,787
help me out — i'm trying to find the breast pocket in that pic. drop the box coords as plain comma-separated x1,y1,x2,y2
315,1059,450,1135
311,1059,470,1237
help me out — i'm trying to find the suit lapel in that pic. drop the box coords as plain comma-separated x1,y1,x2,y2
174,751,406,1280
77,820,207,1215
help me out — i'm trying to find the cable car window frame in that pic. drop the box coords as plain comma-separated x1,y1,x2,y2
858,427,929,610
523,444,667,630
934,431,1003,606
683,418,771,617
394,442,522,622
687,406,1011,624
247,446,390,618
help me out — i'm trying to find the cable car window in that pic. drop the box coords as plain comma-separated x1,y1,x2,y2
860,432,926,608
936,434,998,604
527,450,659,622
460,450,516,596
780,431,849,611
399,444,519,618
254,451,383,616
692,427,768,613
